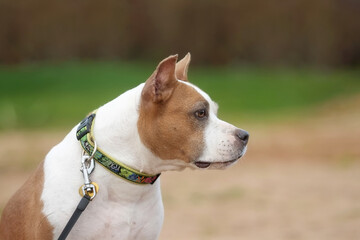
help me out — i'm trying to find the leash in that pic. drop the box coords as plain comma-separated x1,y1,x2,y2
58,121,99,240
57,195,91,240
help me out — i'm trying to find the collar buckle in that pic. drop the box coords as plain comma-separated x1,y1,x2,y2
76,114,95,140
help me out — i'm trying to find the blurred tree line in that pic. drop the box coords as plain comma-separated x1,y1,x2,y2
0,0,359,67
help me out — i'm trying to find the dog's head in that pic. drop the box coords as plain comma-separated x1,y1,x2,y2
137,54,249,170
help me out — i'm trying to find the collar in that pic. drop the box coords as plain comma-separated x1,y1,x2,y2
76,113,160,185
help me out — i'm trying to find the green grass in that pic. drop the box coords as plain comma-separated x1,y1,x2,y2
0,61,359,130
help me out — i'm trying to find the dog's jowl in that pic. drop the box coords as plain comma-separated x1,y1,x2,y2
0,53,249,240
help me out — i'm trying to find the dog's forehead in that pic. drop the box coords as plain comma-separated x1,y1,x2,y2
178,80,219,113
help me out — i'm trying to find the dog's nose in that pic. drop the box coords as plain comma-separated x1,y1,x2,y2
235,129,249,145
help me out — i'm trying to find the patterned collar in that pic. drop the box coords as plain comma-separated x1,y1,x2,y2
76,113,160,185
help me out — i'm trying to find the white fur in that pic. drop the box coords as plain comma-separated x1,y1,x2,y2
41,81,246,239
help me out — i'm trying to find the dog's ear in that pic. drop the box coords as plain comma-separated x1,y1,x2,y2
142,55,178,103
175,52,191,82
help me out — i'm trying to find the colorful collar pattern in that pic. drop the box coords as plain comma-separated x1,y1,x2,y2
76,113,160,185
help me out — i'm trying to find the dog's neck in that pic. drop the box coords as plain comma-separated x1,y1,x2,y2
92,83,188,176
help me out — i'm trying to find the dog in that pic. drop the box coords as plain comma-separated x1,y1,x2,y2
0,53,249,240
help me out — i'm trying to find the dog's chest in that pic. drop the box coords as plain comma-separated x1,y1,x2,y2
66,184,164,240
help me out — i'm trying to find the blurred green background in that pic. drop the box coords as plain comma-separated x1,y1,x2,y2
0,62,359,130
0,0,359,130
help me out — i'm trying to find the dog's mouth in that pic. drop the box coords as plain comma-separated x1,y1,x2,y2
194,147,247,169
194,158,239,169
194,161,212,168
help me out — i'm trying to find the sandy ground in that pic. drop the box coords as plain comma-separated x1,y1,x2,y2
0,96,359,240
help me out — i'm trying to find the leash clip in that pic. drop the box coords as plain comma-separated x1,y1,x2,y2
80,140,98,200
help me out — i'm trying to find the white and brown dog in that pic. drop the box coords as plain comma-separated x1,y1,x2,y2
0,54,249,240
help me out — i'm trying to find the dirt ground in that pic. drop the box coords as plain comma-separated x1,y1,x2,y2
0,96,359,240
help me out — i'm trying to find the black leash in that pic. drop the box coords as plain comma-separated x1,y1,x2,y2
58,114,102,240
58,195,91,240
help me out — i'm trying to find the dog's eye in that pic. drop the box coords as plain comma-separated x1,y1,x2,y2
195,109,208,119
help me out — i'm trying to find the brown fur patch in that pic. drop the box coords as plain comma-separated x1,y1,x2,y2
138,82,208,162
0,161,53,240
